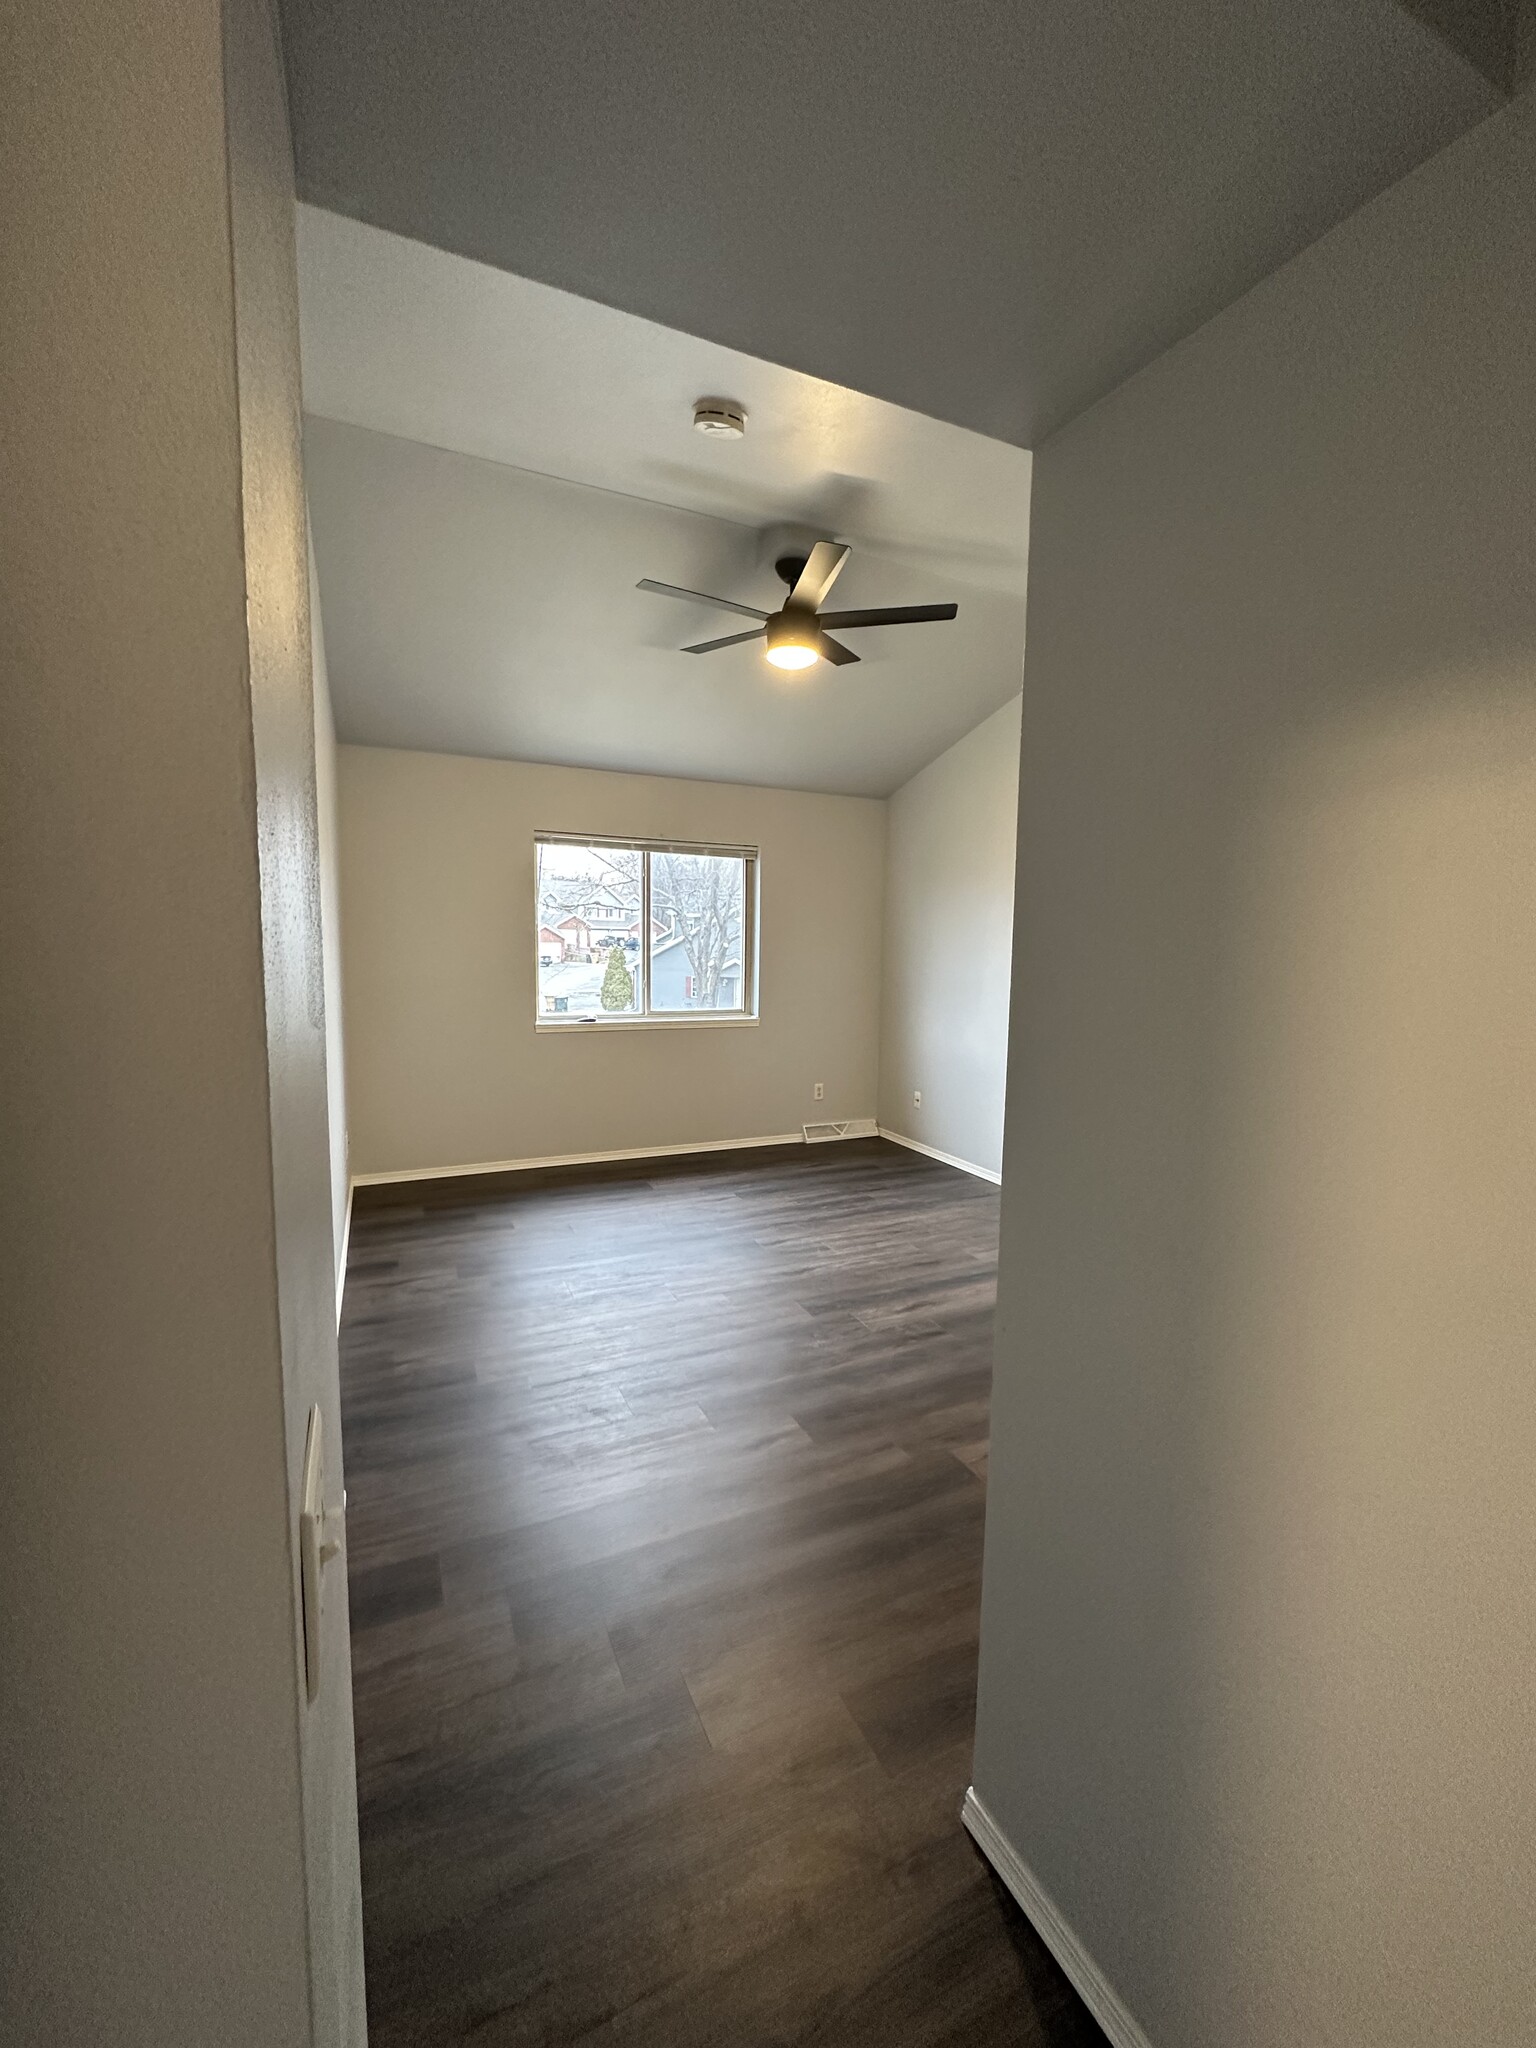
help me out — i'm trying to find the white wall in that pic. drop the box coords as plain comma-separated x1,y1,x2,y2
311,532,350,1291
879,695,1021,1176
225,0,365,2029
974,95,1536,2048
0,0,363,2041
338,745,885,1174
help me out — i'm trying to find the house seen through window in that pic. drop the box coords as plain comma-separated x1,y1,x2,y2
535,835,756,1023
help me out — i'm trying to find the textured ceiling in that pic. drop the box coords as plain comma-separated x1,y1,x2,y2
299,210,1031,795
305,417,1028,797
279,0,1500,445
296,207,1030,594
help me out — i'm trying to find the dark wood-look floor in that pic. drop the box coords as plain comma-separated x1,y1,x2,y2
339,1138,1107,2048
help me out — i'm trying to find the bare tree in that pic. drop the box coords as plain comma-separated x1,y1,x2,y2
650,853,741,1004
538,848,643,951
589,847,642,893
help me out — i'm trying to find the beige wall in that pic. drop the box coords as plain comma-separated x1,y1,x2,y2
0,1,363,2040
879,695,1021,1176
312,532,351,1292
338,745,885,1174
974,96,1536,2048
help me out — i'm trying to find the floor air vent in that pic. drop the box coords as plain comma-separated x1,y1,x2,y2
802,1118,879,1143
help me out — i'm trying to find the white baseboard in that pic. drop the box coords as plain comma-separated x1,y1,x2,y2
335,1182,353,1329
877,1126,1002,1185
351,1130,831,1188
962,1789,1153,2048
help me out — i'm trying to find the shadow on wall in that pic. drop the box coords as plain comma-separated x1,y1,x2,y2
975,96,1536,2048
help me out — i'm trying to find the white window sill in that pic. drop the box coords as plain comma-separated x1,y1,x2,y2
535,1014,760,1034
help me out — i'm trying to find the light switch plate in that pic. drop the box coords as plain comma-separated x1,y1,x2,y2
299,1406,344,1704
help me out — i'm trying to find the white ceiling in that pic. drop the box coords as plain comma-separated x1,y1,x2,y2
298,209,1031,796
304,417,1027,798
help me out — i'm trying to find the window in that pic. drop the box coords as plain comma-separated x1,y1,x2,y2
535,834,757,1025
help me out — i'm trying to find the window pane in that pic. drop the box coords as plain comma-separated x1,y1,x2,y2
649,851,747,1012
536,842,642,1019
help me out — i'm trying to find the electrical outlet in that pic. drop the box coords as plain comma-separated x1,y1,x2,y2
913,1090,922,1109
813,1082,824,1100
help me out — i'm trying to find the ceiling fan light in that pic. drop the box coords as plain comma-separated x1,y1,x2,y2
764,610,820,671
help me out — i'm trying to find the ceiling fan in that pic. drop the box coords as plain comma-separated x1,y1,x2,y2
637,542,958,670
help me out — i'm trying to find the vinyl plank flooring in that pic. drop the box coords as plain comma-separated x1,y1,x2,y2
340,1137,1107,2046
348,1551,444,1633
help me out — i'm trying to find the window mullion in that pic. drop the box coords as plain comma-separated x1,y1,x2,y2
640,852,652,1018
744,855,756,1015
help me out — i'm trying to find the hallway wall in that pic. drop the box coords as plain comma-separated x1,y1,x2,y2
974,94,1536,2048
0,0,363,2039
227,0,366,2028
312,532,351,1290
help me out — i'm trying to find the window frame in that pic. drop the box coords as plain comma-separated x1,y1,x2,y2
534,831,759,1030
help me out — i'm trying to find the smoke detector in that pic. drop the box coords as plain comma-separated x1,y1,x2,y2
693,398,747,438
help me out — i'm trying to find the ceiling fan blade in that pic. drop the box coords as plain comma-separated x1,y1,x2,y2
637,578,770,623
816,633,860,666
816,602,959,629
789,541,850,611
682,628,767,654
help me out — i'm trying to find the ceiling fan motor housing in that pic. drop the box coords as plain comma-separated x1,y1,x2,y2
764,609,820,667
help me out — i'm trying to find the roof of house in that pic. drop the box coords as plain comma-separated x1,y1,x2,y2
650,932,742,973
538,960,607,995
